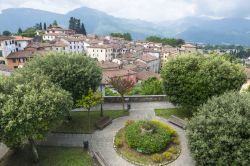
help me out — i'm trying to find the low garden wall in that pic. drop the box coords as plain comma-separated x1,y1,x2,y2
104,95,167,103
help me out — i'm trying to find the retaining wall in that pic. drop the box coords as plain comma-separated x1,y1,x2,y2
104,95,167,103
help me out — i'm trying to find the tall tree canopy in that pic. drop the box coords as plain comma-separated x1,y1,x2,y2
0,73,73,162
43,22,47,30
20,27,36,37
17,28,23,34
81,23,87,35
69,17,87,35
140,77,164,95
146,36,185,47
109,77,134,110
187,91,250,166
52,20,58,26
110,32,132,41
18,52,102,102
2,30,11,36
161,54,247,107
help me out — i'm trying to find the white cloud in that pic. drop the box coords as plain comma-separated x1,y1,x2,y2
0,0,250,22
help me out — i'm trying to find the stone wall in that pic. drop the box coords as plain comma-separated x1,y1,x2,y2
104,95,167,103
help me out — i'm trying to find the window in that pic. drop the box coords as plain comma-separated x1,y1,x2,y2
14,66,18,69
0,50,2,57
13,59,16,63
70,46,72,49
18,43,21,47
16,48,18,52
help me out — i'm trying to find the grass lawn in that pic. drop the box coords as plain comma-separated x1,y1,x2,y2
0,146,94,166
53,110,129,134
155,107,193,120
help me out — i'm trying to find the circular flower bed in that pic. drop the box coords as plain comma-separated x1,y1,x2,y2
114,120,181,165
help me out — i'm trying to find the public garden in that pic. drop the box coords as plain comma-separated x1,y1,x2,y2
0,52,249,166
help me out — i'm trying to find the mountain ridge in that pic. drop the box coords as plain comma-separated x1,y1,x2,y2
1,7,250,45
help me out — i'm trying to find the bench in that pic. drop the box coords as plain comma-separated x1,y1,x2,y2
93,152,110,166
95,116,112,130
168,115,187,129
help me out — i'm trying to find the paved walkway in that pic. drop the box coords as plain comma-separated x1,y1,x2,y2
41,102,194,166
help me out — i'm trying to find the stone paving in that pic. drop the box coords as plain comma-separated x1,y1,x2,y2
41,102,195,166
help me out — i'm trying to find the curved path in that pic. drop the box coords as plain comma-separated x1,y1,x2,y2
90,102,194,166
42,102,194,166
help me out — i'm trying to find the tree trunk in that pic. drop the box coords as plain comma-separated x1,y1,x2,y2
121,95,125,111
100,103,103,117
88,109,90,133
28,138,39,163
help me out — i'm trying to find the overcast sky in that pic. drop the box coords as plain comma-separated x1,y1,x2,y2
1,0,250,22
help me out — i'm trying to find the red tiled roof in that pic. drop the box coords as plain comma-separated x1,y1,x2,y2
98,61,120,70
13,36,33,41
139,54,158,62
0,36,14,41
136,70,161,81
0,64,13,72
87,44,113,49
6,50,45,59
102,69,136,84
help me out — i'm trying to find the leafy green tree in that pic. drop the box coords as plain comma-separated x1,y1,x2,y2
21,27,36,37
81,23,87,35
18,52,102,103
52,20,58,26
39,22,42,30
141,77,164,95
161,54,247,107
2,30,11,36
0,73,73,162
187,91,250,166
109,77,135,110
110,32,132,41
146,36,185,47
17,28,23,34
43,22,47,30
76,89,103,133
69,17,86,34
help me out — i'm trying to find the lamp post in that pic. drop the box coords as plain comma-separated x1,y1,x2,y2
100,83,105,117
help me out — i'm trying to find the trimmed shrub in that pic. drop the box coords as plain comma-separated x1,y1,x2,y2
125,120,172,154
151,154,163,163
151,120,176,136
115,138,123,148
163,152,172,161
187,91,250,166
168,147,178,154
173,137,180,145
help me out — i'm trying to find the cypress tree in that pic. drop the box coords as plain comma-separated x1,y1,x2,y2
81,23,87,35
39,22,42,30
18,28,23,34
43,22,47,30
